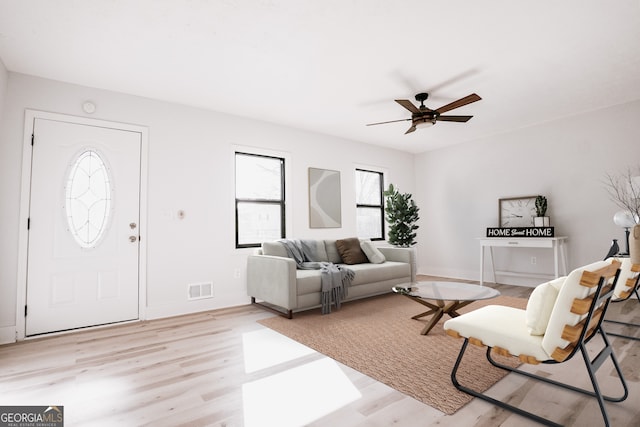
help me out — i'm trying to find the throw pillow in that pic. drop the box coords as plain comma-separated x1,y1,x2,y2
335,237,368,265
360,240,386,264
525,277,564,335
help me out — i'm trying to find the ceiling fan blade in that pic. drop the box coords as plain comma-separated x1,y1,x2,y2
437,115,473,122
434,93,481,114
395,99,420,114
404,125,417,134
366,118,412,126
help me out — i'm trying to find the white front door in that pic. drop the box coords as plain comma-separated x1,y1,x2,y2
26,118,141,336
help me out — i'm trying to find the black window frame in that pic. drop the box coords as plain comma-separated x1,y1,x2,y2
355,168,385,241
235,152,286,248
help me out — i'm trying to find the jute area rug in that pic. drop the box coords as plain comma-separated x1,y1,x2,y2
258,293,527,415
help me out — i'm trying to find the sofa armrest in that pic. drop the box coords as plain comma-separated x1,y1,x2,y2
378,247,416,282
247,255,297,310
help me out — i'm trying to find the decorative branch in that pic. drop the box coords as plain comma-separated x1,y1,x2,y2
603,166,640,224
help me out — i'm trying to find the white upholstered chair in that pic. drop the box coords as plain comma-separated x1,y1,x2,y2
444,259,627,427
604,257,640,340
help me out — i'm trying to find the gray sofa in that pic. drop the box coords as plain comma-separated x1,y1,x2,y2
247,238,416,318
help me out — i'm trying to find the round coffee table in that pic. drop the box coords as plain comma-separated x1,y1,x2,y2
392,281,500,335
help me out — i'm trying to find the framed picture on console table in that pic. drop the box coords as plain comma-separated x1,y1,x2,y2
498,195,537,227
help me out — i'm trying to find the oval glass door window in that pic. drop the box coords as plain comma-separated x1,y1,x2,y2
65,150,113,248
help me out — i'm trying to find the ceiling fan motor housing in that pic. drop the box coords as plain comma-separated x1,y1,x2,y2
413,110,438,123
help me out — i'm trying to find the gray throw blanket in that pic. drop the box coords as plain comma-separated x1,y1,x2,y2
279,239,355,314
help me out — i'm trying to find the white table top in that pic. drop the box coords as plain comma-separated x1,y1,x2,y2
395,281,500,301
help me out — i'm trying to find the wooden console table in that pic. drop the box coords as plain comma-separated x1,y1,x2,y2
478,237,568,286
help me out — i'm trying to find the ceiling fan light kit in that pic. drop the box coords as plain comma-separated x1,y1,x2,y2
367,92,482,135
415,119,435,129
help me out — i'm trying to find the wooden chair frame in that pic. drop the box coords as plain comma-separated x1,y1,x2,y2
604,261,640,341
448,265,628,427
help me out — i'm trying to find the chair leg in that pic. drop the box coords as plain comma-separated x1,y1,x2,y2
603,319,640,341
451,331,628,427
451,339,562,427
485,336,628,403
603,288,640,340
581,340,612,427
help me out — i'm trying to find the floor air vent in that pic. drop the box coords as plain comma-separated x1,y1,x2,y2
188,282,214,300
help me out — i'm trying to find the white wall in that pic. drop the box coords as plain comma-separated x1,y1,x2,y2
414,100,640,285
3,71,637,343
0,73,415,341
0,57,7,114
0,58,11,342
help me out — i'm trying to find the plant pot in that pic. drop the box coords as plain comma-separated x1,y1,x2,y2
533,216,550,227
630,224,640,264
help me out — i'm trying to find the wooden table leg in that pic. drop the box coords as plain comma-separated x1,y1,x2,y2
420,307,445,335
404,297,477,335
445,300,474,318
409,299,440,320
420,300,459,335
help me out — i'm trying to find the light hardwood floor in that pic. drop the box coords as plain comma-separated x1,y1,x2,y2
1,278,638,426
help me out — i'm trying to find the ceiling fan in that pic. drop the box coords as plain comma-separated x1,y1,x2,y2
366,92,482,134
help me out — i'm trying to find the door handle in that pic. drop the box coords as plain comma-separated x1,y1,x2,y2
129,235,138,243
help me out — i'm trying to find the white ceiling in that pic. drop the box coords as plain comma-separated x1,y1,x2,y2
1,1,639,154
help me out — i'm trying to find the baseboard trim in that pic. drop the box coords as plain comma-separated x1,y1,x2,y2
418,267,539,287
145,297,249,320
0,326,16,344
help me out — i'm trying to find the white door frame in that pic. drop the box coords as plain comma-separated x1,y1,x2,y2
15,110,148,341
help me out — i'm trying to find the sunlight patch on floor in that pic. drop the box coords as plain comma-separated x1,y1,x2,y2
242,328,315,373
242,358,361,427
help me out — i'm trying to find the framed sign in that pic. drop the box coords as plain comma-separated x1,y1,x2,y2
309,168,342,228
498,196,537,227
487,227,554,237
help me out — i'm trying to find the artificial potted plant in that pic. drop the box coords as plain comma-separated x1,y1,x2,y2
533,195,550,227
383,183,420,247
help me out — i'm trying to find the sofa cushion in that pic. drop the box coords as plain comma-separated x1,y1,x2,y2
301,239,329,262
296,269,323,295
360,240,386,264
348,261,409,285
335,237,368,264
296,261,410,295
262,241,288,258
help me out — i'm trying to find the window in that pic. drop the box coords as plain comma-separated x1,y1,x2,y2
65,149,113,248
235,152,285,248
355,169,384,240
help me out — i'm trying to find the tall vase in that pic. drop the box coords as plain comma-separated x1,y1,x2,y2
630,224,640,264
